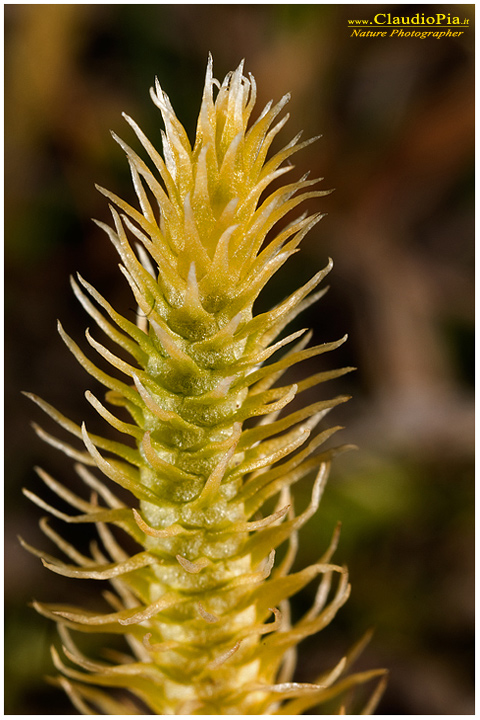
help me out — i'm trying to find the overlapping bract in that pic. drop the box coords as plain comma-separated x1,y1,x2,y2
24,57,386,714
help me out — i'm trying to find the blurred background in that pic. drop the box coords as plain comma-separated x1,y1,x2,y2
5,4,474,715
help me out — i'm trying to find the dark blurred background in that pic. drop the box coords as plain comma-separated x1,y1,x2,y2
5,4,474,715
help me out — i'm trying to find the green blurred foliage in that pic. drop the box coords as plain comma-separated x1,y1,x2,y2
5,3,474,715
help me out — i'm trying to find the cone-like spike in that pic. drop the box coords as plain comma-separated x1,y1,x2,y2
24,56,384,715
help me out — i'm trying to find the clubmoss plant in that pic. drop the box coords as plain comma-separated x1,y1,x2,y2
23,56,386,714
